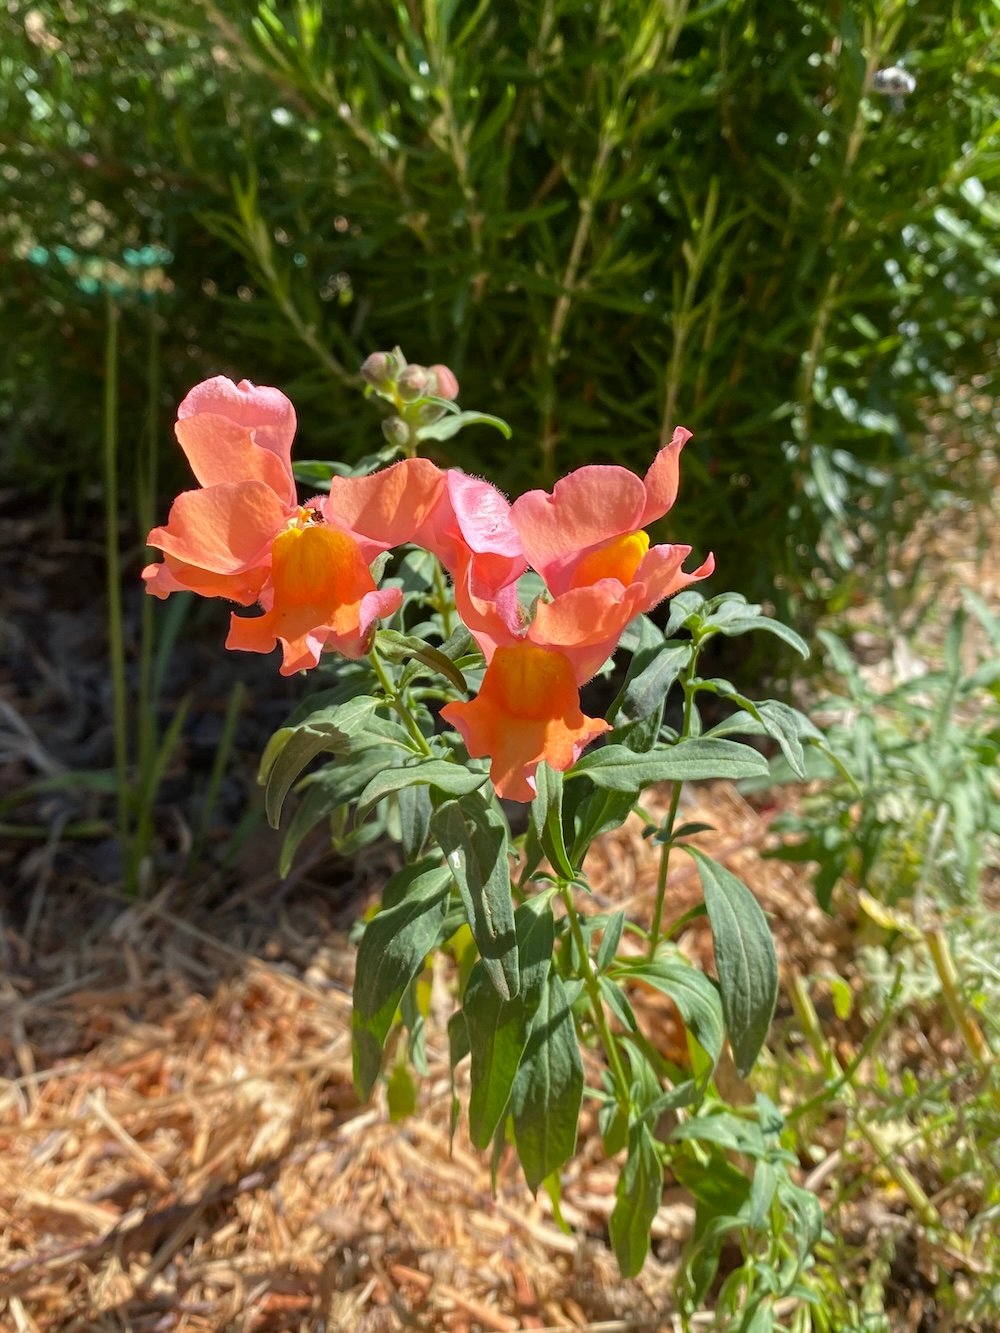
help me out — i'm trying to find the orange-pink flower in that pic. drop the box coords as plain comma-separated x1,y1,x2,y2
418,470,526,599
440,432,712,798
453,428,713,682
440,643,610,802
143,376,444,674
510,424,713,604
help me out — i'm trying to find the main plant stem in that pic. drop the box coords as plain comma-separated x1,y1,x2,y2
648,671,696,957
369,648,435,758
560,881,629,1108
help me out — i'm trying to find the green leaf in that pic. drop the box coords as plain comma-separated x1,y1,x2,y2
597,909,626,972
665,590,707,636
529,762,575,879
697,685,824,780
748,1159,777,1230
620,641,692,721
432,795,519,1000
609,1122,662,1278
397,782,433,860
262,697,380,828
415,409,512,443
375,629,469,693
352,863,452,1098
670,1112,765,1156
511,974,584,1191
778,1177,825,1262
709,612,809,659
291,459,337,489
447,1009,470,1146
611,956,725,1067
279,748,395,876
386,1062,418,1122
465,900,554,1148
357,759,487,822
569,738,769,791
673,1149,752,1218
687,849,778,1077
741,1302,774,1333
598,975,639,1036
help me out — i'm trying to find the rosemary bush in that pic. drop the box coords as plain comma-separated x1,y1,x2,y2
2,0,997,600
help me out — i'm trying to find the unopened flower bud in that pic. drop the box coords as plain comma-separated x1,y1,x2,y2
397,364,432,402
429,363,459,401
360,351,392,388
381,415,410,448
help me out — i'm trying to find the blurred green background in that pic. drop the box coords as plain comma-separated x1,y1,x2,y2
2,0,997,605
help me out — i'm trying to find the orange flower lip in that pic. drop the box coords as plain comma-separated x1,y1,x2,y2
226,521,403,673
441,643,610,802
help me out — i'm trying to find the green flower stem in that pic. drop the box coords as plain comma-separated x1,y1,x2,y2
369,646,435,758
648,669,697,958
432,557,455,639
559,880,629,1109
788,972,950,1237
102,297,130,882
925,927,992,1071
134,297,161,888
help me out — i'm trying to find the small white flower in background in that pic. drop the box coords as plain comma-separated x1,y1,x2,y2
872,65,917,113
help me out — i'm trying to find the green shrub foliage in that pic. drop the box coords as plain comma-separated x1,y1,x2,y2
2,0,997,595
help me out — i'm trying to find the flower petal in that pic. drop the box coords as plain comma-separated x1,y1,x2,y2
511,465,646,587
146,481,288,574
451,551,525,662
141,553,268,604
178,377,297,469
420,470,526,597
441,644,610,801
634,544,715,606
529,582,644,682
325,457,445,561
174,414,296,505
639,425,691,527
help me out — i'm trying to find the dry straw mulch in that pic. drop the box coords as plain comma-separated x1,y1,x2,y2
1,781,839,1333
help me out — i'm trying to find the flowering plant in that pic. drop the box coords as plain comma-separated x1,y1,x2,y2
145,350,829,1284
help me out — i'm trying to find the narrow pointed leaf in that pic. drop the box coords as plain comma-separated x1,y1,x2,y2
609,1123,663,1278
569,738,769,791
357,759,487,822
352,863,452,1098
375,629,469,693
529,762,575,879
611,956,725,1066
279,748,395,875
432,795,519,999
687,849,778,1077
465,900,554,1148
263,697,379,827
415,409,512,442
511,974,584,1191
397,781,433,860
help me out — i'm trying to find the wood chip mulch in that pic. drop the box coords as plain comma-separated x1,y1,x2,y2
2,780,842,1333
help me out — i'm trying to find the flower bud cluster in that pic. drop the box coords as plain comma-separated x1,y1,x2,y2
361,347,461,454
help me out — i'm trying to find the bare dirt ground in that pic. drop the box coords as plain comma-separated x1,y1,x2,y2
1,456,997,1332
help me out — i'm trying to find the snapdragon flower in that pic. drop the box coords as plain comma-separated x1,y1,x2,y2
441,428,712,798
143,376,442,673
